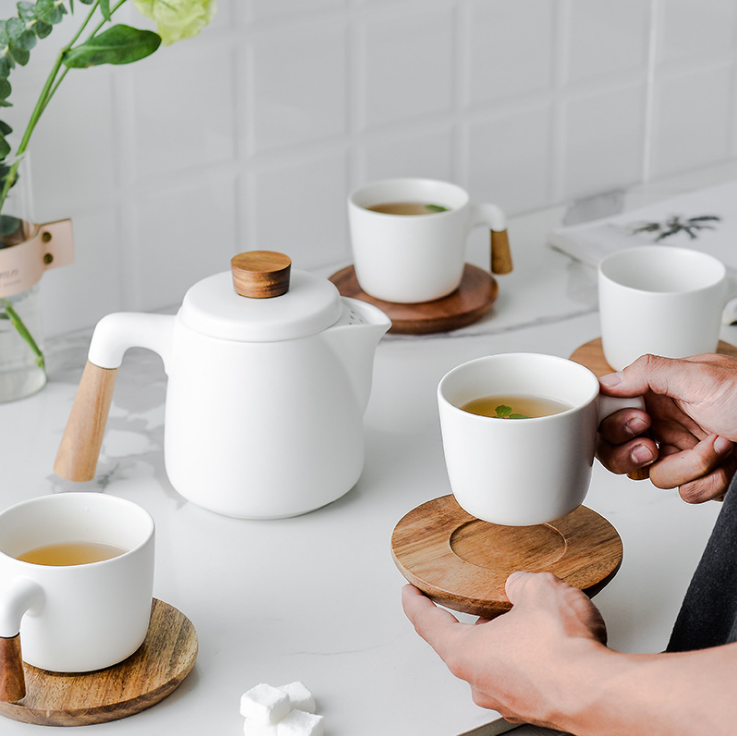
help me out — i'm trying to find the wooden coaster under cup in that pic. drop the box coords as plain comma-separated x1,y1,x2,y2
0,599,197,727
329,264,498,334
391,495,622,618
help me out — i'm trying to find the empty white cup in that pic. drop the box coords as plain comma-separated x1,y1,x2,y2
598,246,727,371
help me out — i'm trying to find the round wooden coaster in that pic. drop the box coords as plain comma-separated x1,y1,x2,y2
570,338,737,378
328,264,498,334
0,598,198,726
391,495,622,618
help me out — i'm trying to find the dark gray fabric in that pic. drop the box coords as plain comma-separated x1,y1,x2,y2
666,474,737,652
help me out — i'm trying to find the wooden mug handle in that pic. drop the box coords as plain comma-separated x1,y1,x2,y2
54,361,118,482
0,634,25,702
490,229,513,275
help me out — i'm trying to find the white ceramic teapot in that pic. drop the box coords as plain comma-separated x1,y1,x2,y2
54,252,391,518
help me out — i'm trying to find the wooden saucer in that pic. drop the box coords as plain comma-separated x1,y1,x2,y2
570,338,737,378
0,599,198,726
391,495,622,618
328,264,498,334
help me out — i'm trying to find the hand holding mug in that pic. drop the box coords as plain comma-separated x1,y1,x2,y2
597,353,737,502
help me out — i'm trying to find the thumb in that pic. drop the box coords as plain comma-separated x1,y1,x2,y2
504,570,549,603
599,354,695,399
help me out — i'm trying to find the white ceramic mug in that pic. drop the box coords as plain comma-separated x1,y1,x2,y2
0,493,154,680
598,245,727,372
437,353,642,526
348,178,508,303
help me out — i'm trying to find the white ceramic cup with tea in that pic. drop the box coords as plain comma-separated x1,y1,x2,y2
0,493,154,697
599,245,728,372
438,353,643,526
348,178,510,303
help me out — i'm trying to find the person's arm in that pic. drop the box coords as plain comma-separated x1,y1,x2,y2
597,353,737,502
402,575,737,735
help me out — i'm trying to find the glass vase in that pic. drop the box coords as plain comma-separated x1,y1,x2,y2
0,154,47,402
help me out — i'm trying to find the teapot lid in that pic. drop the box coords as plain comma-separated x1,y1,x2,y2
178,251,343,342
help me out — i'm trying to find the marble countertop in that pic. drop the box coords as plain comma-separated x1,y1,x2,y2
2,162,737,736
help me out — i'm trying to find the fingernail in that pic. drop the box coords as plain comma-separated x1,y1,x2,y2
714,436,733,456
630,443,655,466
624,417,648,437
600,372,624,388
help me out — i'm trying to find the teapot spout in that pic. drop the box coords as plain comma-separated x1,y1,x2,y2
321,298,390,412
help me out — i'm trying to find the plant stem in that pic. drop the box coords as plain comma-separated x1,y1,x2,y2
1,298,45,370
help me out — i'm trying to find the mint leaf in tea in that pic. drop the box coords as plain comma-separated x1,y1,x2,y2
460,394,571,419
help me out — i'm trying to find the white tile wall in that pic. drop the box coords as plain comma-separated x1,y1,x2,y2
0,0,736,338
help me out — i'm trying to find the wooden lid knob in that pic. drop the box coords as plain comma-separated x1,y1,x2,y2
231,251,291,299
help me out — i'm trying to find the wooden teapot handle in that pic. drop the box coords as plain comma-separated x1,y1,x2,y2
490,229,513,275
54,361,118,482
0,634,25,702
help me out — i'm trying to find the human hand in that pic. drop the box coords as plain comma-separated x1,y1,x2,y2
597,353,737,502
401,572,607,727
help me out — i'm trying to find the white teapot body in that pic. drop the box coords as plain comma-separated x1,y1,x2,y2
56,255,390,519
164,301,381,518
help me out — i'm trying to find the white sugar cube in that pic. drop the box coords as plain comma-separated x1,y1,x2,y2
240,683,291,724
243,721,278,736
278,682,316,714
276,710,324,736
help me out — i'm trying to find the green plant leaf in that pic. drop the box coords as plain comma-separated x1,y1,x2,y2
0,78,10,99
34,20,53,39
35,0,67,25
0,135,9,159
0,119,12,135
7,43,29,65
0,53,14,78
7,17,37,51
0,214,19,237
508,413,529,419
16,2,36,21
63,25,162,68
426,204,448,212
100,0,111,21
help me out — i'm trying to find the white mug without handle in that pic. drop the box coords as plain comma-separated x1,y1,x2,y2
599,245,728,372
348,178,512,303
0,493,154,702
438,353,644,526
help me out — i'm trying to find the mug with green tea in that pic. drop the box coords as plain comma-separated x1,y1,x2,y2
348,178,511,303
438,353,643,526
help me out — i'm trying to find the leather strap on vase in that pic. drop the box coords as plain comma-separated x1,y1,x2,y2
0,218,74,298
